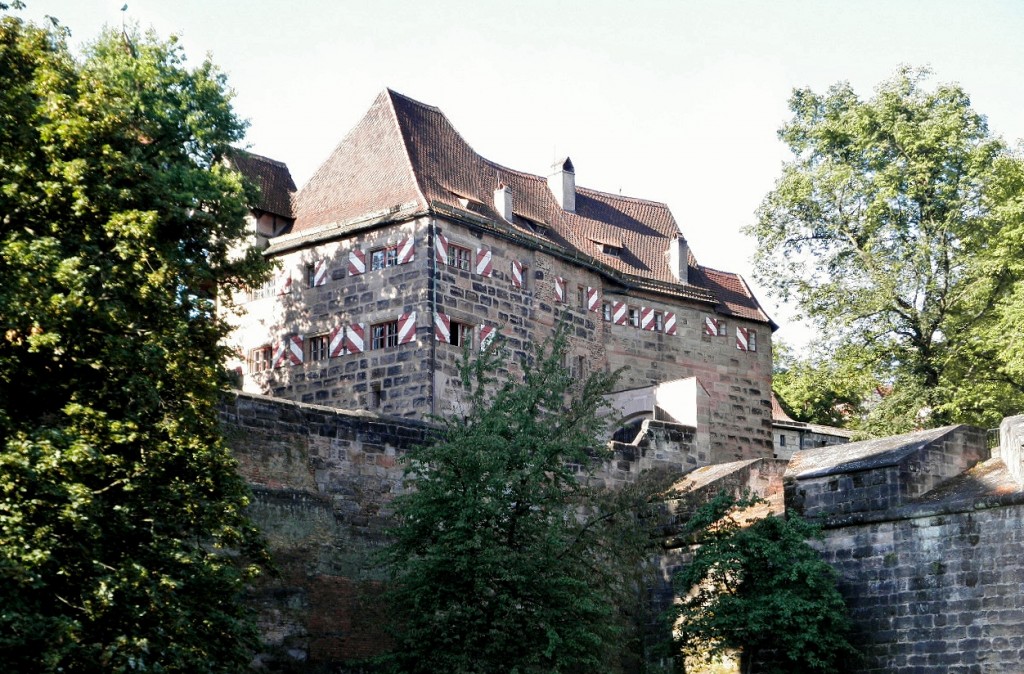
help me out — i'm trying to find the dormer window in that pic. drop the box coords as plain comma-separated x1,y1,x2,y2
591,236,623,257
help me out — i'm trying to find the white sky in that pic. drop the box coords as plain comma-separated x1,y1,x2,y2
19,0,1024,350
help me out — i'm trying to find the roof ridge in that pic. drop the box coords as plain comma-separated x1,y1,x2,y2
381,89,430,213
575,183,671,209
229,147,291,169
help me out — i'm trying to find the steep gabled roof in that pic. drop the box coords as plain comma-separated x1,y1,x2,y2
228,150,296,219
290,89,772,325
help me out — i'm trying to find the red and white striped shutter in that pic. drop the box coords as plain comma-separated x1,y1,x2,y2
272,341,288,368
329,324,345,357
664,312,677,335
287,335,304,364
434,312,451,343
348,249,366,276
704,316,719,336
736,326,750,351
510,260,523,288
345,323,365,354
640,307,655,330
587,287,600,312
312,259,328,287
555,277,566,303
276,271,292,295
479,324,497,349
398,311,417,344
476,247,493,276
397,237,415,265
612,301,628,325
435,232,448,265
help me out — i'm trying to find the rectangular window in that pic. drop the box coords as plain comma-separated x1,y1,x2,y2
628,307,640,327
780,434,786,447
749,330,757,352
370,382,383,409
718,321,727,337
306,264,316,288
371,245,399,271
654,311,664,332
249,346,272,373
307,334,329,362
602,302,611,322
250,279,275,301
448,244,472,271
577,285,587,310
371,320,399,349
450,321,473,348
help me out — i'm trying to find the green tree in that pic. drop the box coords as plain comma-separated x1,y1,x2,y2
383,329,669,674
749,68,1024,433
670,494,857,674
0,13,269,673
772,341,867,428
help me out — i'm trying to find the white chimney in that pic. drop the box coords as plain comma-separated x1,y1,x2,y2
669,235,689,284
494,183,513,222
547,157,575,212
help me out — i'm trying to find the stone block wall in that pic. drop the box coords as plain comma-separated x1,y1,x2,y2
222,391,702,669
226,211,774,462
787,426,988,520
818,501,1024,673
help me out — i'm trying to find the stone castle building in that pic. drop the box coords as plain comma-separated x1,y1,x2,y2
226,89,776,463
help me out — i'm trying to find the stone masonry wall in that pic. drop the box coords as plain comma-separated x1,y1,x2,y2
222,391,702,669
227,213,774,462
818,501,1024,673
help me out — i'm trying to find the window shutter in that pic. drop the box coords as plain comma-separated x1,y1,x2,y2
704,316,719,336
276,271,292,295
312,259,328,287
664,312,677,335
345,323,365,354
435,233,448,265
397,237,415,265
736,326,750,351
587,287,600,312
329,324,345,357
348,249,366,276
398,311,417,344
476,247,493,276
434,312,451,343
479,324,497,349
510,260,523,288
612,301,627,325
554,277,565,303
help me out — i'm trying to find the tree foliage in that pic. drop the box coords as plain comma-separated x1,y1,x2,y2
670,494,857,674
772,341,867,428
0,13,269,673
749,68,1024,433
383,328,670,674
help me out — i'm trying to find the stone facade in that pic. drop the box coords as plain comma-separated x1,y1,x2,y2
226,90,776,462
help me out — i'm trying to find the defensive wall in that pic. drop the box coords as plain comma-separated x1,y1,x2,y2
223,391,1024,673
221,391,704,669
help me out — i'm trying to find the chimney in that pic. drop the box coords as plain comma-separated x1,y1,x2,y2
493,183,513,222
669,235,689,284
547,157,575,212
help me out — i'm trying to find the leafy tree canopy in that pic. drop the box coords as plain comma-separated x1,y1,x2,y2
383,328,672,674
749,68,1024,433
0,12,269,673
772,340,868,428
670,494,858,674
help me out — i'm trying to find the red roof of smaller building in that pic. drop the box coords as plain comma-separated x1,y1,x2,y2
228,150,296,219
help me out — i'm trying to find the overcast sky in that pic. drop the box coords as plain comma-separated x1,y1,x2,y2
20,0,1024,350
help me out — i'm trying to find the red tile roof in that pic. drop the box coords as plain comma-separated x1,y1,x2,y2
228,150,296,219
290,89,773,325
